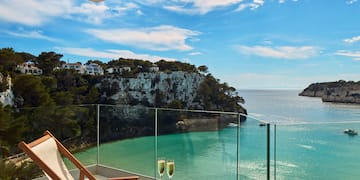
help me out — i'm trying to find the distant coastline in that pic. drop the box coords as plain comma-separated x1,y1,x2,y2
299,80,360,104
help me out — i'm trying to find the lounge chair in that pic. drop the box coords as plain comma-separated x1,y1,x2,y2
18,130,139,180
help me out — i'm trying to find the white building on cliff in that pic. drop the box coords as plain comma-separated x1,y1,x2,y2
61,62,104,75
62,63,86,74
106,66,131,74
84,63,104,75
16,62,43,75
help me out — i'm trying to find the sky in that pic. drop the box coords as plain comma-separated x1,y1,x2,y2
1,0,360,89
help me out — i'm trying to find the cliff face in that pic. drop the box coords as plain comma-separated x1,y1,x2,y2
0,75,14,106
98,71,204,108
96,71,247,140
299,80,360,104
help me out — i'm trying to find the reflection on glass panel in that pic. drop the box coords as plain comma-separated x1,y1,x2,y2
98,105,155,177
157,109,239,180
238,116,268,180
64,105,98,167
275,123,360,179
18,105,98,168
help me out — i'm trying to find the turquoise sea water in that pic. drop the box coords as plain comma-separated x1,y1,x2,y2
74,90,360,179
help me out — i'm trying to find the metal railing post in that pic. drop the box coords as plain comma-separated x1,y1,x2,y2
97,104,100,165
154,108,158,179
274,124,277,180
267,123,270,180
237,113,240,180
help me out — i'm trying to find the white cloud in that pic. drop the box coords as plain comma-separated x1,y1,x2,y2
86,25,201,51
135,0,165,5
335,50,360,60
69,2,141,24
163,6,198,15
69,2,110,24
143,0,296,15
136,9,144,15
278,0,299,3
188,52,202,56
235,45,318,59
0,0,141,26
4,29,60,42
235,0,264,12
57,47,176,62
0,0,72,26
346,0,358,5
343,36,360,44
112,2,141,15
164,0,243,15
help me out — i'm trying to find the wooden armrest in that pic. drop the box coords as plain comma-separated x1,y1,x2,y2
108,176,139,180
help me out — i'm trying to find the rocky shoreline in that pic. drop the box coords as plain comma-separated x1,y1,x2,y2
299,80,360,104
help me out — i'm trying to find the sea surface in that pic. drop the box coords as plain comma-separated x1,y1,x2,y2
74,90,360,179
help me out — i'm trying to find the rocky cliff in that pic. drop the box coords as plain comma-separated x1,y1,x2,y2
96,71,247,139
98,71,204,108
299,80,360,104
0,74,14,106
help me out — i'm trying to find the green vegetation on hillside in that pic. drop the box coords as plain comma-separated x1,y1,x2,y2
195,74,245,112
0,48,246,159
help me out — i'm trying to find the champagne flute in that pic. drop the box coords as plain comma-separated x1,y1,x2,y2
157,158,166,179
166,160,175,179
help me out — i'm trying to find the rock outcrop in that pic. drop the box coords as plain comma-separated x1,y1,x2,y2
96,71,247,140
299,80,360,104
0,74,14,106
98,71,204,108
176,115,241,132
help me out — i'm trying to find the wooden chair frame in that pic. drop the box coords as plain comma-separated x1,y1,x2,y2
18,130,139,180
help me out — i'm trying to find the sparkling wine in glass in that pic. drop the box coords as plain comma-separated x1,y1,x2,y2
157,158,165,178
167,160,175,179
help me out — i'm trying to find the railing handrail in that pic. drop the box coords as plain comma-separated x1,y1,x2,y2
273,120,360,126
13,103,360,125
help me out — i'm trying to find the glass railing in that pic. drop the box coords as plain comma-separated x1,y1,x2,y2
274,122,360,179
98,105,155,177
16,105,98,169
156,109,240,180
239,117,269,180
12,104,360,179
95,106,269,180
